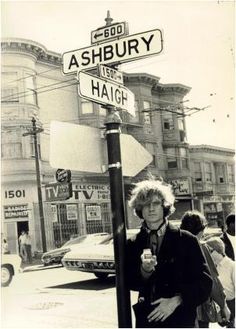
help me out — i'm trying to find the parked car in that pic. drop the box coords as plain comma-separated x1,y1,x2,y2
62,229,139,280
62,222,223,280
41,232,110,266
1,253,22,287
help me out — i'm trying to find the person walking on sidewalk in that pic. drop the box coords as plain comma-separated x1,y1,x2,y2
180,210,230,328
19,231,27,262
25,231,32,264
206,237,235,328
125,177,213,328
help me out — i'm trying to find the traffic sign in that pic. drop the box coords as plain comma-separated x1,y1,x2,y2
98,64,123,84
50,121,153,177
91,22,128,44
63,28,163,74
78,71,135,116
55,169,71,183
45,182,73,201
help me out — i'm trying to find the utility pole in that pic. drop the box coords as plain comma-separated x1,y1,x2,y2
23,117,47,252
104,105,132,328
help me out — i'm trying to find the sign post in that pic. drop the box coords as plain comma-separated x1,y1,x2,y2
104,105,132,328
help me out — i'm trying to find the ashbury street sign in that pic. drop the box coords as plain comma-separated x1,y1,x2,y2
50,121,153,177
78,71,135,116
63,28,163,74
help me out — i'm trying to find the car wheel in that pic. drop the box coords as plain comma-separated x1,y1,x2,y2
94,273,109,280
1,265,13,287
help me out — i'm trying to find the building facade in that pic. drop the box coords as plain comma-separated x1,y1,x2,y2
1,38,234,254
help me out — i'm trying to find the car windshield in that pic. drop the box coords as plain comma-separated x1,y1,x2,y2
62,233,109,247
100,230,139,245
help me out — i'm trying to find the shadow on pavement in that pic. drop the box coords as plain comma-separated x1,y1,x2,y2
46,275,116,291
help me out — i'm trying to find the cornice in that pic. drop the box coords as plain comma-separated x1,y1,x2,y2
1,38,62,66
189,144,235,155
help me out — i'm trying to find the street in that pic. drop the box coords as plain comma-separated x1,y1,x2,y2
1,265,138,328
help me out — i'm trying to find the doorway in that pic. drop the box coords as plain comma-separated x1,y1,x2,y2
17,221,29,252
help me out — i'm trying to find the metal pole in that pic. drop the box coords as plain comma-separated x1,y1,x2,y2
104,106,132,328
32,117,47,252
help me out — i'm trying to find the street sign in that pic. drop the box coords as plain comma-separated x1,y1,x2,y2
98,64,123,84
91,22,128,44
45,182,73,201
55,169,71,183
78,71,135,116
63,28,163,74
50,121,153,177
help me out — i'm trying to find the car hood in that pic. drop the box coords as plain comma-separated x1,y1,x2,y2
42,247,71,258
63,244,114,261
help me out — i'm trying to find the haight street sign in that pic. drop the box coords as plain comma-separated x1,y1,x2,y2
63,28,163,74
91,22,129,45
78,71,135,116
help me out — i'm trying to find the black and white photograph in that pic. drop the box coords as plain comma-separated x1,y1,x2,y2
1,0,235,328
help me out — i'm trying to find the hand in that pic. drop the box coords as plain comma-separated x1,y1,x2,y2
141,252,157,273
147,296,182,323
221,304,231,322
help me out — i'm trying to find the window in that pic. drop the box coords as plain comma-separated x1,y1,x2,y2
228,165,234,183
194,162,202,182
146,143,156,166
129,101,140,123
143,101,151,124
98,105,107,116
166,148,177,169
163,112,174,130
179,148,188,168
81,99,93,114
205,162,212,182
24,73,37,105
178,118,186,142
1,131,22,159
1,72,19,103
217,164,225,184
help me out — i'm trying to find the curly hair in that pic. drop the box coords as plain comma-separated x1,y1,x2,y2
128,178,175,219
180,210,208,236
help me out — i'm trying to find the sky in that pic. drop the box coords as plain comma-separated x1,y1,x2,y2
1,0,235,149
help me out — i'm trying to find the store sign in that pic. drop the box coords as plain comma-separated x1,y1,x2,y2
45,182,73,201
72,183,110,202
86,205,101,221
66,204,78,220
168,178,190,196
4,204,29,219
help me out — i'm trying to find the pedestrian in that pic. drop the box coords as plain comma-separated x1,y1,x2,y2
206,237,235,328
25,231,32,263
180,210,230,327
2,237,9,254
125,178,213,328
19,230,27,262
221,213,235,260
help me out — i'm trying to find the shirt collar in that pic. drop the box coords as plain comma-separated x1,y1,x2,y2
142,220,168,237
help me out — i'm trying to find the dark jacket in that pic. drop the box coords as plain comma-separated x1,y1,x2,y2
125,223,213,328
221,232,235,260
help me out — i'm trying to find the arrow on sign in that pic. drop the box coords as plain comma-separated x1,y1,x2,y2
50,121,152,177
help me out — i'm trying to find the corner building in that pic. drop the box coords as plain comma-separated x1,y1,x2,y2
1,39,234,254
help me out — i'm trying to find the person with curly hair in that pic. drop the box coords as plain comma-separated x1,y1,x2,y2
125,178,213,328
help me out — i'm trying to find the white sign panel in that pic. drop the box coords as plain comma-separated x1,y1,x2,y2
91,22,128,44
99,64,123,84
78,71,135,116
169,178,190,196
66,204,78,220
86,205,101,221
50,121,153,177
63,29,163,74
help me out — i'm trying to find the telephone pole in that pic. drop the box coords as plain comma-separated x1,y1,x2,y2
23,117,47,252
